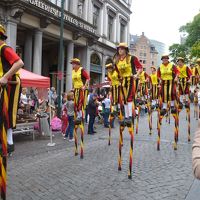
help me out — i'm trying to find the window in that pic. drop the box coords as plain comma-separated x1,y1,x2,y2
91,53,101,65
143,60,146,64
49,0,61,7
120,24,125,42
93,5,100,27
143,53,146,57
108,15,113,41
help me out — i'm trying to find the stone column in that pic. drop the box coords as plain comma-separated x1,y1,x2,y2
33,30,43,75
87,0,93,24
65,42,74,92
113,16,117,43
101,55,106,83
99,6,103,36
65,0,69,10
70,0,78,16
102,3,108,38
83,0,88,21
116,13,120,43
24,31,33,71
6,21,17,51
126,21,130,46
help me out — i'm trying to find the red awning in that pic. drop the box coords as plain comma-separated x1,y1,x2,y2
18,68,50,88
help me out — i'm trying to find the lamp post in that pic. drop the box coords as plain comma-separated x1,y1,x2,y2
57,0,65,118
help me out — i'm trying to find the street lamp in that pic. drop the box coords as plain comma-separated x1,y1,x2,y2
57,0,65,118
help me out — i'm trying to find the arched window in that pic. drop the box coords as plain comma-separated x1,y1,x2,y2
91,53,101,65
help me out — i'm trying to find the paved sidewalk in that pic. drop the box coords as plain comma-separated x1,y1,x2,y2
7,106,199,200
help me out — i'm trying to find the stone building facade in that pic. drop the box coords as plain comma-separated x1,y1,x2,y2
0,0,132,91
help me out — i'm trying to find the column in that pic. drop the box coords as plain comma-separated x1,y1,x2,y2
65,0,69,10
116,13,120,43
87,0,93,24
6,21,17,51
102,3,108,38
113,16,117,43
83,0,88,21
99,6,103,36
65,41,74,92
101,55,106,83
24,31,33,71
126,21,130,46
33,30,43,75
70,0,78,16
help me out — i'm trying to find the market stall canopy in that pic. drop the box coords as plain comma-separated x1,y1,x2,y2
18,68,50,88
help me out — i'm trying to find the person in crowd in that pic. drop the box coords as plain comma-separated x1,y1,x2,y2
20,87,29,107
176,57,192,109
71,58,90,124
192,121,200,179
157,55,179,116
85,88,93,124
196,58,200,85
64,91,75,141
113,43,142,125
29,88,39,113
102,94,111,128
149,66,159,109
0,24,24,153
88,93,99,134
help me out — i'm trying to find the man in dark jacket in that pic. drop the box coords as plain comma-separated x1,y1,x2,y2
88,93,98,134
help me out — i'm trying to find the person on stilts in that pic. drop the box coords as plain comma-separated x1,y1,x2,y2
113,42,142,179
157,55,179,150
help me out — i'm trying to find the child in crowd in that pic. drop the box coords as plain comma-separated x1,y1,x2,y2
64,91,75,141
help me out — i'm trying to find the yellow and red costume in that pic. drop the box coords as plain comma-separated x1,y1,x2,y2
157,62,179,103
177,64,192,95
0,43,21,129
107,64,120,106
138,70,149,99
72,63,90,113
149,71,159,100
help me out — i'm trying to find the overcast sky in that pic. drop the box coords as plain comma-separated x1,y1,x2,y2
130,0,200,49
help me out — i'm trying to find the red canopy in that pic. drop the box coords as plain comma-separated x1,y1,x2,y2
18,68,50,88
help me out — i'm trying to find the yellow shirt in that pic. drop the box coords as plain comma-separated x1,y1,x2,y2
108,70,119,86
150,73,158,85
191,67,196,76
116,56,132,78
72,67,83,89
177,65,187,78
139,71,146,84
160,63,173,80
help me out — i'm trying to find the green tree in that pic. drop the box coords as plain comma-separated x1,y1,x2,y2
169,43,189,63
169,12,200,62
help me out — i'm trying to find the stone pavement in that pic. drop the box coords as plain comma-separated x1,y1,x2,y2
7,106,199,200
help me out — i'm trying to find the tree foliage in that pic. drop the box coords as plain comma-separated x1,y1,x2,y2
169,12,200,62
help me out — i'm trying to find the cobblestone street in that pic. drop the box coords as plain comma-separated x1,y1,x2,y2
7,106,199,200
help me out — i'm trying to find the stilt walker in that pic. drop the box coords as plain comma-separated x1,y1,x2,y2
149,66,159,135
177,57,192,142
0,24,23,199
71,58,90,159
136,69,149,134
113,43,142,179
105,63,120,145
157,55,179,150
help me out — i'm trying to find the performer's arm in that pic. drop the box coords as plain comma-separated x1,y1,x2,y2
82,68,90,89
187,66,192,82
0,47,23,85
133,57,142,78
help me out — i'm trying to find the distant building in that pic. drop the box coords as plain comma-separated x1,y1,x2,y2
129,32,158,74
0,0,132,91
150,39,166,66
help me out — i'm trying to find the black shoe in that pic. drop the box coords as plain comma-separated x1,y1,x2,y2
125,117,132,127
74,118,82,125
93,131,97,133
160,109,167,116
185,102,190,109
8,144,15,153
151,105,155,110
179,103,183,110
171,107,177,114
88,132,94,135
119,119,126,126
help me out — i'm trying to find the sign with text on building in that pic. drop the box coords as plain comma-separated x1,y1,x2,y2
25,0,97,35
